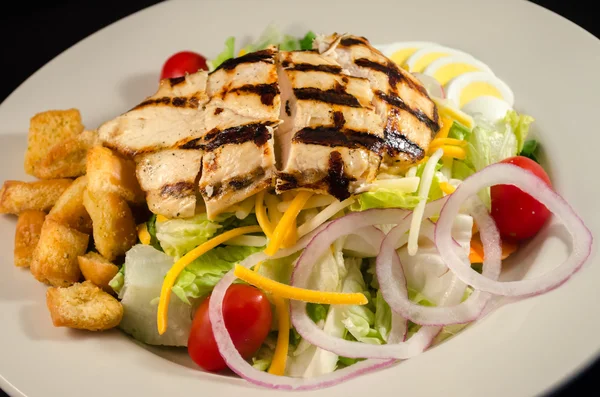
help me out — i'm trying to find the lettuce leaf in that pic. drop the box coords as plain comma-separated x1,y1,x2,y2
448,121,472,141
172,245,264,304
108,265,125,294
155,214,222,259
207,36,235,71
452,160,475,181
520,140,539,163
352,189,420,211
504,110,534,153
300,31,316,50
146,214,163,252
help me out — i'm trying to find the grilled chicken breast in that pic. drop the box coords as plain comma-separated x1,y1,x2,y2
189,47,280,218
98,71,210,155
275,50,384,200
135,150,202,218
314,34,439,166
98,35,438,220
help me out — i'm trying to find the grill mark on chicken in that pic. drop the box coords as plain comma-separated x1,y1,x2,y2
168,76,186,86
214,107,223,115
202,167,266,198
376,91,440,133
354,58,428,96
325,151,351,200
332,111,346,129
339,37,368,47
132,95,200,111
293,88,361,108
213,49,275,72
285,101,291,116
159,182,196,199
228,83,280,106
181,123,272,151
289,63,343,74
383,109,425,159
293,127,385,154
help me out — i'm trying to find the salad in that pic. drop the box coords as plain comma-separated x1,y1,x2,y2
0,24,592,391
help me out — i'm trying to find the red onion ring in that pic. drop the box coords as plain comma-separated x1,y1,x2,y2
435,163,593,297
377,198,502,326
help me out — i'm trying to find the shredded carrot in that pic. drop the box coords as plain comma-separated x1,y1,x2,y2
234,265,368,305
157,225,263,335
268,296,290,375
264,191,312,256
469,232,519,263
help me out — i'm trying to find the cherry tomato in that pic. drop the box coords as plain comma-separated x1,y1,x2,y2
490,156,552,241
160,51,208,80
187,284,272,372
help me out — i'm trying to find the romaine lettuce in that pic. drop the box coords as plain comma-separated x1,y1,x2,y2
172,244,264,304
155,214,221,259
207,36,235,71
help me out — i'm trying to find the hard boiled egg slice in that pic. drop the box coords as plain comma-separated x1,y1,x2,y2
381,41,438,68
423,55,494,86
404,46,474,73
461,96,513,124
445,71,514,109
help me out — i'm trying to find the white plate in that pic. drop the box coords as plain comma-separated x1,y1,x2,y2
1,0,598,396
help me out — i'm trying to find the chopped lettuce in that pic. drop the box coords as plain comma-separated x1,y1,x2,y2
307,303,329,323
520,140,539,163
452,160,475,181
208,24,316,71
299,31,317,50
155,214,222,259
416,162,444,201
118,245,192,346
504,110,534,153
251,333,277,371
172,244,264,304
207,36,235,71
108,265,125,294
146,214,163,252
448,121,472,141
352,190,420,211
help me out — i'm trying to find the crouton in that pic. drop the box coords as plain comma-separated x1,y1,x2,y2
0,179,73,215
46,280,123,331
35,130,100,179
83,190,137,261
86,146,144,204
47,175,92,233
30,219,88,286
78,252,119,292
24,109,85,178
14,210,46,267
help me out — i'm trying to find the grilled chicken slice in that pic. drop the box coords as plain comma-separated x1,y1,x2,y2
190,47,280,219
98,71,210,155
314,34,440,167
135,150,202,218
275,50,385,200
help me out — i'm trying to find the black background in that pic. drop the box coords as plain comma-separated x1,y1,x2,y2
0,1,596,396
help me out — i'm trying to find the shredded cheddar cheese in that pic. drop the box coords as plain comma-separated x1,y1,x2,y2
234,265,368,305
436,115,454,139
137,223,151,245
268,296,290,376
157,225,263,335
255,190,274,238
264,191,313,256
429,137,467,149
156,214,169,223
439,182,457,195
432,145,467,160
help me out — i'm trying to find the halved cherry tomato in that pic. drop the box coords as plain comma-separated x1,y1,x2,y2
490,156,552,241
187,284,272,372
160,51,208,80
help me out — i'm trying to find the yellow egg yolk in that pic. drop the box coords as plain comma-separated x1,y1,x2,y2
390,48,419,68
434,63,482,86
459,82,503,108
410,52,450,73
